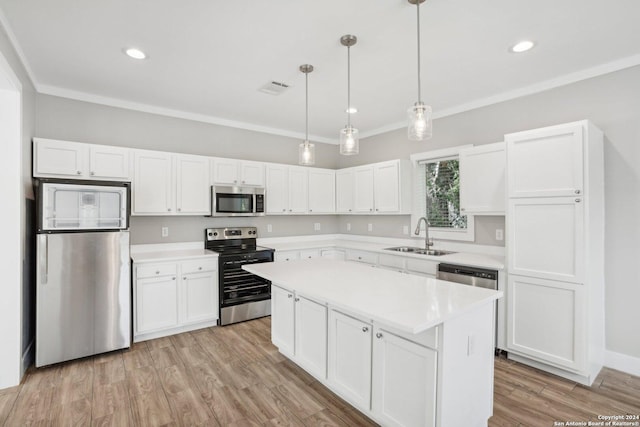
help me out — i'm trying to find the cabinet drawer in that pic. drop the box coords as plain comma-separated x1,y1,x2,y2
275,250,300,262
181,258,218,274
346,250,378,265
299,249,322,259
378,254,406,270
136,263,177,279
406,258,438,276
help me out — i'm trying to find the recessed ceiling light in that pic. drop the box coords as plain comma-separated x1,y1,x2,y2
510,40,535,53
124,48,147,60
346,107,358,114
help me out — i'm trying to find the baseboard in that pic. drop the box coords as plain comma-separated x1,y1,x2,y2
604,350,640,377
21,339,34,377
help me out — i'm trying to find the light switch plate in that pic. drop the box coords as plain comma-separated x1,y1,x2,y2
314,222,321,231
347,223,351,231
267,224,272,233
161,227,169,237
495,229,504,241
368,223,373,232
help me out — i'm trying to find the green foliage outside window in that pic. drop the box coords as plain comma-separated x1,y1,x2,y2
425,160,467,229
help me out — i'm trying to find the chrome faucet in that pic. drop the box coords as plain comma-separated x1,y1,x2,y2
414,217,434,250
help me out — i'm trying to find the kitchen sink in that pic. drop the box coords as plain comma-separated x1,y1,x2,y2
384,247,456,256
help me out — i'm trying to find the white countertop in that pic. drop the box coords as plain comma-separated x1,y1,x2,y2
262,237,505,270
130,242,218,263
244,258,502,334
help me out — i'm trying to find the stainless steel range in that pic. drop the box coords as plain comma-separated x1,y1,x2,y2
205,227,274,325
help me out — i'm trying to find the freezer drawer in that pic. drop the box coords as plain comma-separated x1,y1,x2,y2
36,231,131,367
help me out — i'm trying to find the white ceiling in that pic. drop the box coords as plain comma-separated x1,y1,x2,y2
1,0,639,144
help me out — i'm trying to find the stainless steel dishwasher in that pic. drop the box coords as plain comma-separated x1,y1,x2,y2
437,263,500,350
436,263,498,290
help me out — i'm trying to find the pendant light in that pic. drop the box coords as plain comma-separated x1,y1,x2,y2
339,35,359,155
298,64,315,166
407,0,433,141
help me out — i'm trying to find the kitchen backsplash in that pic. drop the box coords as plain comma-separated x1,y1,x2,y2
130,214,505,246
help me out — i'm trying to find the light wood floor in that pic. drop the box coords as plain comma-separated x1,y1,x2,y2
0,317,638,426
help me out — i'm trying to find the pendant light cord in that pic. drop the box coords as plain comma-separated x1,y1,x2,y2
416,1,422,104
347,45,351,128
305,71,309,143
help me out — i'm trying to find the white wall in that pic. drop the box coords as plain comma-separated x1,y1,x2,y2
0,22,36,389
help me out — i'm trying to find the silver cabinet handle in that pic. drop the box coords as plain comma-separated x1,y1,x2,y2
155,271,160,274
375,208,379,211
289,209,292,212
287,294,293,298
198,267,202,270
242,180,245,184
282,209,286,212
295,297,300,302
234,180,237,183
362,326,369,332
309,209,312,212
575,189,581,194
172,277,176,280
461,208,466,211
183,277,186,280
348,209,352,212
177,208,182,212
376,332,383,339
575,198,581,203
90,171,95,176
358,256,362,260
369,208,373,212
167,208,171,212
76,170,82,175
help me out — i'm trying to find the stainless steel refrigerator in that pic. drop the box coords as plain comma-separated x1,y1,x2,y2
35,179,131,367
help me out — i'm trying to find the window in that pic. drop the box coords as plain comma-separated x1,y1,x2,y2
410,146,474,242
423,159,466,229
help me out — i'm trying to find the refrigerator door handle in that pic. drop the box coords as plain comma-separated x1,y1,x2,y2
39,234,48,285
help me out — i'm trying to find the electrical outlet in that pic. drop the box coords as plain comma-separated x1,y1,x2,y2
346,223,351,231
495,229,504,241
161,227,169,238
368,223,373,232
267,224,272,233
314,222,321,231
403,225,409,235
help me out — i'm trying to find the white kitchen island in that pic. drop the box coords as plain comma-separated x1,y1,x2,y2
244,258,503,427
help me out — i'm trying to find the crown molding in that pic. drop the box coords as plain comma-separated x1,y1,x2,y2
0,8,37,90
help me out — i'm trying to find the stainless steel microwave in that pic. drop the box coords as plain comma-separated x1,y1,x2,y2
210,186,265,217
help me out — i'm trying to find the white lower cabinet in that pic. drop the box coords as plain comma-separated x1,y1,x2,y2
507,274,586,371
328,310,373,410
295,295,328,379
372,327,437,427
133,257,218,341
271,285,295,356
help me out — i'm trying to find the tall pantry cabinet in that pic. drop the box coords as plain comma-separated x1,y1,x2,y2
505,120,604,385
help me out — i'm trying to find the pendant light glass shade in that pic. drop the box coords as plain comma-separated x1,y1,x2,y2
339,35,359,156
298,140,315,166
407,102,432,140
298,64,315,166
407,0,433,141
339,125,359,155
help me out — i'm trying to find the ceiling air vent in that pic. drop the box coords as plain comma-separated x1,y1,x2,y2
259,80,290,95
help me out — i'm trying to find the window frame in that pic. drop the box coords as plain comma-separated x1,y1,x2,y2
410,146,475,242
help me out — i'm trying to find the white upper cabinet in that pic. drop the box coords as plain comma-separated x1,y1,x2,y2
459,142,506,215
265,164,308,214
336,169,355,213
265,164,289,214
211,157,265,186
133,150,174,215
133,150,210,216
175,154,210,215
354,166,375,213
506,123,584,198
34,138,130,181
308,168,336,214
288,166,309,213
374,161,400,213
346,160,411,215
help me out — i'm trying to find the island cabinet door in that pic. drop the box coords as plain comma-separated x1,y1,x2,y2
372,328,437,427
328,309,372,410
294,295,327,379
271,285,295,357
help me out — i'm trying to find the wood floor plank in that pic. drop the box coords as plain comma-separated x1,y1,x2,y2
3,318,640,426
129,388,174,426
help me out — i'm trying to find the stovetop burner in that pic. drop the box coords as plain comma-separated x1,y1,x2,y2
204,227,273,255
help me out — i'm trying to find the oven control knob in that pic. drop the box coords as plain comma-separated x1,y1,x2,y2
213,232,218,237
208,232,212,237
